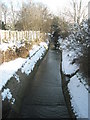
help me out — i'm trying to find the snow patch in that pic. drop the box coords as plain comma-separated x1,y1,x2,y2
21,45,46,75
62,51,79,75
1,88,15,104
0,58,26,90
68,74,89,118
0,41,25,52
13,73,20,83
0,42,16,51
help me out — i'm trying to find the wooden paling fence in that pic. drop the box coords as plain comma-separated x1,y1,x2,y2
0,30,49,64
0,30,46,44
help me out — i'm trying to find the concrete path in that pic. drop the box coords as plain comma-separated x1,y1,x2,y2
19,48,69,118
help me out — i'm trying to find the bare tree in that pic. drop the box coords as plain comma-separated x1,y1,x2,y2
1,3,7,25
10,1,16,30
17,2,52,32
6,0,20,30
62,0,88,24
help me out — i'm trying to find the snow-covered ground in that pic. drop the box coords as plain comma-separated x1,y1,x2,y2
0,41,48,104
59,30,89,119
68,73,89,118
62,50,79,76
0,41,25,52
0,58,26,90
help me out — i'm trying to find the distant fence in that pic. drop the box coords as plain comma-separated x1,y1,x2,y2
0,30,46,44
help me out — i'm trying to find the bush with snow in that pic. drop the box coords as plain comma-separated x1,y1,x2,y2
59,19,89,119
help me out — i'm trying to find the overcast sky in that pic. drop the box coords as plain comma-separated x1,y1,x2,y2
33,0,69,14
1,0,90,15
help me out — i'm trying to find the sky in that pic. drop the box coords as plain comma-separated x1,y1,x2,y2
33,0,68,14
1,0,90,15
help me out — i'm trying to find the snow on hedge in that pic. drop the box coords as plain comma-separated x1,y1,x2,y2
61,48,89,118
61,46,89,119
59,20,89,119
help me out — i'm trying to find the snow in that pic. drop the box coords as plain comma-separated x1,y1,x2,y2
0,41,25,52
60,47,89,118
1,88,12,101
0,58,26,90
0,42,48,90
0,41,48,104
40,42,48,50
0,43,14,51
61,49,89,118
68,74,89,118
21,45,46,75
62,50,79,75
15,41,25,49
62,48,89,118
59,20,89,118
13,73,20,83
21,42,48,75
1,88,15,104
29,45,40,57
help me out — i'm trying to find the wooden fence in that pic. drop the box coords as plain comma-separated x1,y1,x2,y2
0,30,46,44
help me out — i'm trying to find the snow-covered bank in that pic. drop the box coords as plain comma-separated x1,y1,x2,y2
60,45,89,118
21,42,47,75
0,41,48,104
58,20,89,119
68,73,88,118
0,58,26,90
62,51,79,76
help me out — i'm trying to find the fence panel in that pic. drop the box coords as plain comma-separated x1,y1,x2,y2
0,30,46,44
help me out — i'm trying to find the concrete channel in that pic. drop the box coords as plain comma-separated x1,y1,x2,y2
3,44,71,119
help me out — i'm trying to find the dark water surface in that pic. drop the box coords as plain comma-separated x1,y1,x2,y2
19,48,69,118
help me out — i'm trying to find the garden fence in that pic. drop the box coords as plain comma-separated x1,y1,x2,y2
0,30,46,44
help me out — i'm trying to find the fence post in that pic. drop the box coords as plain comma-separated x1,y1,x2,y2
9,30,10,43
31,31,33,41
26,31,28,41
16,31,18,42
14,31,15,44
38,31,40,40
22,31,24,40
34,31,36,40
29,31,32,41
24,31,25,40
7,31,9,43
5,31,6,42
